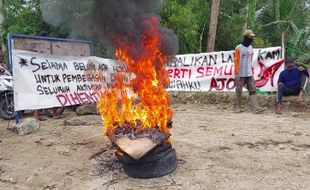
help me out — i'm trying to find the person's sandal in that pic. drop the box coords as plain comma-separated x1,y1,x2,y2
297,91,305,102
275,103,283,114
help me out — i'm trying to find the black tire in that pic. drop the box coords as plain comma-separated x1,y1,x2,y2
0,95,16,120
117,143,177,178
117,142,172,164
42,107,65,117
120,148,177,179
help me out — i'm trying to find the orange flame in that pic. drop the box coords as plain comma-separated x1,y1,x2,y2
97,16,173,140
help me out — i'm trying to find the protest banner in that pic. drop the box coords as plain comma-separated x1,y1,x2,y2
12,47,284,111
167,46,284,92
12,50,126,111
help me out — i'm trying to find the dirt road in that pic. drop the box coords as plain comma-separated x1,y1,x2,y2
0,103,309,190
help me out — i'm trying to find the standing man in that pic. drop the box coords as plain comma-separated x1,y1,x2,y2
33,31,64,120
234,29,265,114
275,57,309,114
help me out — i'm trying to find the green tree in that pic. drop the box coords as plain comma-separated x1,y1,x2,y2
0,0,71,66
244,0,257,29
287,30,310,65
256,0,310,46
255,0,310,65
1,0,49,41
214,0,246,51
160,0,210,54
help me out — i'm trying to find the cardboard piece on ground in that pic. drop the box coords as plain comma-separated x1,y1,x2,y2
115,137,163,160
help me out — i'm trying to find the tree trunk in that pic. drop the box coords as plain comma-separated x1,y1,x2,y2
247,0,257,29
281,31,285,57
207,0,220,52
0,0,5,67
243,0,249,31
199,19,207,53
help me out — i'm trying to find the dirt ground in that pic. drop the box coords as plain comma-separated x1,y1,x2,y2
0,96,310,190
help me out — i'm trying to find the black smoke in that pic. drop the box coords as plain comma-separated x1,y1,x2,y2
40,0,179,57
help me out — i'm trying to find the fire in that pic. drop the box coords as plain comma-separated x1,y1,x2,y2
97,16,173,141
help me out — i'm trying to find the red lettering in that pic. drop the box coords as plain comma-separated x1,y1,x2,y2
210,77,218,91
85,92,96,103
214,66,223,76
180,68,188,78
206,66,213,76
210,77,231,91
78,93,89,104
167,69,173,78
224,65,233,75
92,92,100,102
196,67,204,78
65,94,72,105
217,78,226,91
226,78,236,90
70,93,82,105
174,68,181,78
56,94,68,107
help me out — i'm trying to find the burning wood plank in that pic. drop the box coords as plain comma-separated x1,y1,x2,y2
115,135,170,160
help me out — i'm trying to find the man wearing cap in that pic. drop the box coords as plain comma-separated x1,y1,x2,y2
234,29,265,114
275,57,309,114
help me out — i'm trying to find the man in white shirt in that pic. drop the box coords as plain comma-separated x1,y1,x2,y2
234,30,265,114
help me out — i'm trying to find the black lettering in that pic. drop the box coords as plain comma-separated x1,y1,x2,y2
227,54,233,63
209,54,217,65
98,64,108,71
194,56,202,66
31,57,40,73
41,61,48,70
202,56,208,66
169,80,201,91
76,84,92,92
36,85,70,95
86,62,96,71
37,85,44,95
272,49,282,59
258,50,266,61
266,51,273,59
34,74,41,83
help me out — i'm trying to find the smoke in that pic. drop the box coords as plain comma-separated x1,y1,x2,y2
40,0,179,57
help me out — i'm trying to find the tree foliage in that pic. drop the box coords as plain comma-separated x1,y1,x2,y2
0,0,309,65
256,0,310,64
160,0,210,54
0,0,69,44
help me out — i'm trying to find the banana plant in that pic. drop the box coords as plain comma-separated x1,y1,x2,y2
287,29,310,66
256,0,309,45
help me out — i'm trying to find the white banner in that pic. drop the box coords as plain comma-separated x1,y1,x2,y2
167,46,284,92
12,50,126,111
12,47,284,111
